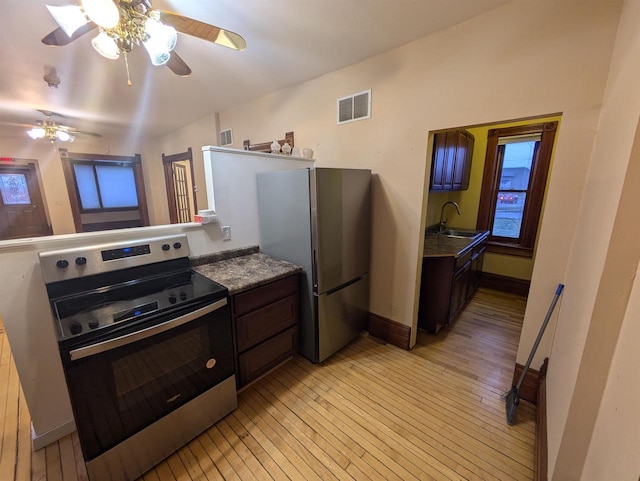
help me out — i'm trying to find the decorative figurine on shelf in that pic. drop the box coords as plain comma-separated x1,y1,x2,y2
291,146,301,157
282,142,292,155
270,140,281,154
303,147,314,159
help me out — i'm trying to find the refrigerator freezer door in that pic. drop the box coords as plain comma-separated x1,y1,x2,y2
316,274,369,362
311,168,371,294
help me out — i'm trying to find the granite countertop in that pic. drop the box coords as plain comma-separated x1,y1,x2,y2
423,229,489,258
191,246,302,295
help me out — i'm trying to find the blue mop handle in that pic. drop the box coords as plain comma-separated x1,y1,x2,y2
515,283,564,391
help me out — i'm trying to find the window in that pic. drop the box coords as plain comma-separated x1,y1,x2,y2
60,151,149,232
0,173,31,205
73,162,139,210
476,122,558,257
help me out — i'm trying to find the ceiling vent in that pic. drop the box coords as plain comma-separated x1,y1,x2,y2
337,89,371,125
220,128,233,146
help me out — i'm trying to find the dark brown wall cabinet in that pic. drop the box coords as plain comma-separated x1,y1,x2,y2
430,129,475,191
231,274,300,388
418,240,486,333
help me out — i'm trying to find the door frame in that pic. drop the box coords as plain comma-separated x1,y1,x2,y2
162,147,198,224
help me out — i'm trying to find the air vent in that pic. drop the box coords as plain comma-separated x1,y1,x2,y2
220,129,233,146
337,89,371,125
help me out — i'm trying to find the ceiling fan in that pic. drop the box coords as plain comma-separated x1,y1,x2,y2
42,0,246,81
22,111,102,144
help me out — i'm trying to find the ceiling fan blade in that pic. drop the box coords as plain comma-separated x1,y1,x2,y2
41,23,97,47
0,121,37,129
166,51,192,76
160,11,246,51
73,130,102,138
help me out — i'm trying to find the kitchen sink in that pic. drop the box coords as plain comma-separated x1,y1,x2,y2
437,229,483,239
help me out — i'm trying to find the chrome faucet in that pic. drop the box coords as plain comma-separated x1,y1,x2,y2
439,201,461,233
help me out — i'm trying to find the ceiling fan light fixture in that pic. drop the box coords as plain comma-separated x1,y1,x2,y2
45,4,89,38
143,40,171,66
56,130,75,142
144,18,177,52
27,128,45,140
81,0,120,29
92,31,120,59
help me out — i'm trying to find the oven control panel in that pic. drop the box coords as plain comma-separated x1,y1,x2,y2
101,244,151,261
38,235,189,284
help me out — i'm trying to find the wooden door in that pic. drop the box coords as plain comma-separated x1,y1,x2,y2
173,164,192,223
162,148,197,224
0,163,51,240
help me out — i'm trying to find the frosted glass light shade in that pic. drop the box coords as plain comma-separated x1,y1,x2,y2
92,31,120,59
45,5,89,37
143,41,170,66
81,0,119,29
56,131,75,142
145,18,177,52
27,128,45,139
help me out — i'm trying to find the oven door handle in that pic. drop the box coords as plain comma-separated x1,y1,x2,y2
69,298,227,361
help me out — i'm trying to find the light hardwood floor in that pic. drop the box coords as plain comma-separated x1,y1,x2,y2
0,288,534,480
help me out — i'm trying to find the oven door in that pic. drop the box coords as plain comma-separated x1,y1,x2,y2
60,298,233,462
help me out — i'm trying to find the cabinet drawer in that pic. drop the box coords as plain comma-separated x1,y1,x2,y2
236,294,298,352
455,250,472,270
238,326,297,387
232,274,298,317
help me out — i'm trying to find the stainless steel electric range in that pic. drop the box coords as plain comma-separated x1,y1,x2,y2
39,234,236,481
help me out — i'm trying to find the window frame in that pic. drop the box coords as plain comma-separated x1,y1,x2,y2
71,160,140,212
60,151,149,233
476,122,558,258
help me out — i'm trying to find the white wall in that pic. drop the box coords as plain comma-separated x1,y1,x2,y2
202,147,314,247
582,259,640,480
140,113,219,226
543,0,640,477
217,1,621,353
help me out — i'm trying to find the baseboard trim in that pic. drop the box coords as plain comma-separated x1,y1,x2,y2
512,363,540,405
536,358,549,481
368,313,411,351
479,272,530,297
31,419,76,450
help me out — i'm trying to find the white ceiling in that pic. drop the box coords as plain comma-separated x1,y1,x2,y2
0,0,509,140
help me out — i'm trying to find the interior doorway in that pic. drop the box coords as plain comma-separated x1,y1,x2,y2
418,114,561,333
0,162,52,240
162,148,197,224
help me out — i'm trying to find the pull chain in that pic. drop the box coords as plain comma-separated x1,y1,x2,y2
124,52,132,86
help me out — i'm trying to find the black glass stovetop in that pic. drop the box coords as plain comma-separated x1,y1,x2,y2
51,269,227,342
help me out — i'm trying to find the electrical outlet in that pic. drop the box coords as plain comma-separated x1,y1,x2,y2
221,226,231,241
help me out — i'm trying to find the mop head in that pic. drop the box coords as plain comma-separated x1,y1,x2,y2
503,386,520,426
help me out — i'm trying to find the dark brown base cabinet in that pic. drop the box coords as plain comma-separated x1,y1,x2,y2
418,242,485,333
231,274,300,388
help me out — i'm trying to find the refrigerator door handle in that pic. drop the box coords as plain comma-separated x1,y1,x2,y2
312,250,318,289
323,274,368,296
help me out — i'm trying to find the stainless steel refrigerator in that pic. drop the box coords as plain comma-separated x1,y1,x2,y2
257,167,371,363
